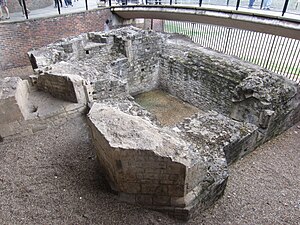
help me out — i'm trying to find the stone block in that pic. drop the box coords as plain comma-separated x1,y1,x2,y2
0,77,29,124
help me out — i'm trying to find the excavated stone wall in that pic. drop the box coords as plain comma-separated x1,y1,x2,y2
4,26,298,220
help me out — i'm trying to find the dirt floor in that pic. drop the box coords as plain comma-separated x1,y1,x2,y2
0,115,299,225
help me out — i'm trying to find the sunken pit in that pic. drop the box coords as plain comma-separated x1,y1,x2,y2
1,26,299,220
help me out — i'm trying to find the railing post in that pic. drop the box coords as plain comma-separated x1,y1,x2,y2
260,0,264,9
224,28,231,53
85,0,88,10
170,0,172,5
236,0,240,10
199,0,202,7
55,0,61,15
22,0,29,19
191,22,195,41
282,0,289,16
109,0,111,6
226,0,229,6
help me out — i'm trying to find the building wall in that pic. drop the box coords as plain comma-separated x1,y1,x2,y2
0,8,112,74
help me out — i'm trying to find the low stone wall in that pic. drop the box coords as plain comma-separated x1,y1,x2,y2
0,77,86,139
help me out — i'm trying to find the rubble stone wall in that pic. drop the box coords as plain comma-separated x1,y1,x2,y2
160,40,249,115
36,73,87,103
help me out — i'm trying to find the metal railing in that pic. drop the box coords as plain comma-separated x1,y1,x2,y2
11,0,300,21
164,20,300,84
108,0,300,16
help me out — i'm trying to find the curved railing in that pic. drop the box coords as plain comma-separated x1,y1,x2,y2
164,20,300,83
107,0,300,17
6,0,300,21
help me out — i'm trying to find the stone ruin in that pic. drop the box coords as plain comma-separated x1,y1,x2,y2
1,26,299,220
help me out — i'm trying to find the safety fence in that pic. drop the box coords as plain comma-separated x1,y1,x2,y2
164,20,300,84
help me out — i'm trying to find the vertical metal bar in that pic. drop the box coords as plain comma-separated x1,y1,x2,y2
199,0,202,7
288,41,299,80
245,31,255,62
292,60,300,83
216,26,223,52
237,29,245,58
285,40,298,79
210,25,216,49
260,0,264,9
256,33,267,67
226,0,230,6
195,23,200,44
207,25,212,48
265,36,280,70
191,22,195,42
211,26,218,51
282,0,289,16
279,38,293,75
204,25,210,47
290,48,300,81
170,0,173,5
244,31,254,62
151,19,153,30
236,0,240,10
262,35,279,69
231,29,239,56
22,0,29,19
224,28,231,54
273,37,286,74
248,32,259,64
220,26,227,52
109,0,112,6
198,23,204,46
227,28,236,55
85,0,88,10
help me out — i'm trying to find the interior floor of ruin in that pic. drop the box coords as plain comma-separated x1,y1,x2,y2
134,89,200,126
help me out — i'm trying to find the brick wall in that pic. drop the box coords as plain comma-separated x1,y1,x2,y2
7,0,53,13
0,8,112,74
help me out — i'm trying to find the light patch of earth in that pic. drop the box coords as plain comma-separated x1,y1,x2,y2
134,89,200,126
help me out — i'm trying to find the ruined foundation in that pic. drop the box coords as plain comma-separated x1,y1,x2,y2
1,27,299,220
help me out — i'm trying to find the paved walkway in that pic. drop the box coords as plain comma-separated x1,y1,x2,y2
1,1,299,24
1,0,101,23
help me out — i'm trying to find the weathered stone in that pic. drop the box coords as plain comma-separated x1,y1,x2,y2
87,102,228,220
0,77,29,125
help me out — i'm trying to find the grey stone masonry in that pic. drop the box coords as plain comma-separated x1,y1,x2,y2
87,101,228,220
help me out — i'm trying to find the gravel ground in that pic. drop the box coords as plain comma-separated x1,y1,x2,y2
0,116,299,225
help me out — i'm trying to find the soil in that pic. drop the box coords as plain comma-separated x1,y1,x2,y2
0,115,299,225
134,90,200,126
